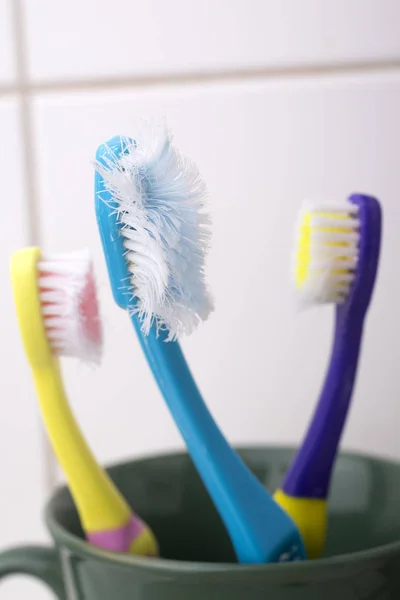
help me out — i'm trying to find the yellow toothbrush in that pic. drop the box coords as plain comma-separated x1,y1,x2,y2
10,247,158,555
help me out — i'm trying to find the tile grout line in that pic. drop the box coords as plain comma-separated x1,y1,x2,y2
2,57,400,97
10,0,60,498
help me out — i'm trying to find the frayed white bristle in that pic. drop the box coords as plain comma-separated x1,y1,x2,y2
38,250,102,362
293,201,360,306
95,120,213,341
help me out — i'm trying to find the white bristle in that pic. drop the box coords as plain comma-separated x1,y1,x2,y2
294,201,360,306
96,120,213,341
38,249,102,362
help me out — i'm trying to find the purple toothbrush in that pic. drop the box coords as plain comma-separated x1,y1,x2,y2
274,193,382,558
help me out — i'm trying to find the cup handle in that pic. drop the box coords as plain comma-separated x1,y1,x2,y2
0,545,65,599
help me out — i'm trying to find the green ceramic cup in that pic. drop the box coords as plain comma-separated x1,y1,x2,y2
1,446,400,599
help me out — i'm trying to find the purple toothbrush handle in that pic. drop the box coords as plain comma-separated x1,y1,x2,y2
282,193,382,499
283,314,363,498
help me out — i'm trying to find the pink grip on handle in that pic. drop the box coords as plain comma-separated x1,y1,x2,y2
87,515,145,553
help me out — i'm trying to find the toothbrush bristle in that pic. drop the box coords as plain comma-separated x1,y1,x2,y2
294,202,360,306
38,250,102,362
95,122,213,341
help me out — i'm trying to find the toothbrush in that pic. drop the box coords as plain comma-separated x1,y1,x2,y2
94,130,307,564
273,194,382,559
10,247,159,556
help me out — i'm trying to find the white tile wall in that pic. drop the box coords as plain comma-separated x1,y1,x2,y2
22,0,400,82
32,73,400,471
1,3,400,598
0,0,15,84
0,99,50,599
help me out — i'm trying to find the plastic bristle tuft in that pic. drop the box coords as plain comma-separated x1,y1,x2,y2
38,250,102,362
293,202,360,306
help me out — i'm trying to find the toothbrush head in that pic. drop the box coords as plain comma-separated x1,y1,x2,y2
293,193,382,316
94,124,213,340
38,250,102,362
11,247,102,368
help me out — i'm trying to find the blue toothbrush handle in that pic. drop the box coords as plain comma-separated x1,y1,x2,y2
131,315,305,563
282,312,363,499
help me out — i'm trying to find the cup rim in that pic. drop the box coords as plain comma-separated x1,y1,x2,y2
45,446,400,577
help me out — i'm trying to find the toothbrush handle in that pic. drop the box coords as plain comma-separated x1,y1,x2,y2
282,311,363,499
131,316,301,563
32,361,132,532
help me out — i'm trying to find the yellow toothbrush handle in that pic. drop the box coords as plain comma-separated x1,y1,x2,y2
32,359,131,533
273,489,327,559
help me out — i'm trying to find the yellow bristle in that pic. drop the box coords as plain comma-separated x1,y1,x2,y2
295,213,312,289
295,207,357,301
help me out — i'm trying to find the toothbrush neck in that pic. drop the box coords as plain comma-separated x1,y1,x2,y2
282,307,364,499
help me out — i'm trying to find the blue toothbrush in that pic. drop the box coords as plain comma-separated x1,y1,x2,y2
94,132,306,564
